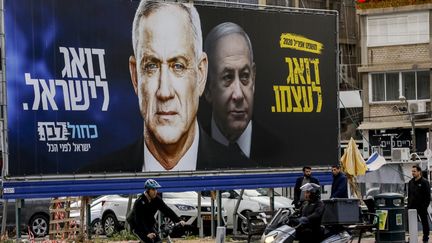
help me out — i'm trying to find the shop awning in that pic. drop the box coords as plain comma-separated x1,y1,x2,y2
357,120,432,130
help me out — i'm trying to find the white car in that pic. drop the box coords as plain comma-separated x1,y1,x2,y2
69,196,106,235
204,189,293,234
99,191,226,236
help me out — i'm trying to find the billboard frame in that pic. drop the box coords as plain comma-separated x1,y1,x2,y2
1,0,340,198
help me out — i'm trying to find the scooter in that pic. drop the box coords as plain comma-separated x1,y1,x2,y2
260,208,351,243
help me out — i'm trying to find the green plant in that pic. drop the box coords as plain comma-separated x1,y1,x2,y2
109,229,138,241
91,235,108,243
183,234,198,240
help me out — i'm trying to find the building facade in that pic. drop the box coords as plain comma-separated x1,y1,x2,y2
357,2,432,160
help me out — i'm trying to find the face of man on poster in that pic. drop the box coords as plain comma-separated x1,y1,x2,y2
205,24,256,142
129,2,208,169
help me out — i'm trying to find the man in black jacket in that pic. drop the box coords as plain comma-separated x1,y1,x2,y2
293,166,320,208
129,179,185,243
330,165,348,198
296,183,325,243
408,165,431,243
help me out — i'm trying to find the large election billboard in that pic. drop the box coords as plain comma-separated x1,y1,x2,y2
5,0,338,177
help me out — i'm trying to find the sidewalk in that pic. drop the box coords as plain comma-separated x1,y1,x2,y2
11,233,431,242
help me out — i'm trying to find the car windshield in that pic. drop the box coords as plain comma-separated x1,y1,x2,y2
163,191,199,198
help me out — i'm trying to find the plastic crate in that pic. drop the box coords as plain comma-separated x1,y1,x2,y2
322,198,360,225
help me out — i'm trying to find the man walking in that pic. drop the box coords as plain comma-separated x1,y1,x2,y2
293,166,320,208
330,165,348,198
408,165,430,243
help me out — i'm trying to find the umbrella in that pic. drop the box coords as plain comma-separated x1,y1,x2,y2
340,137,368,199
341,137,367,176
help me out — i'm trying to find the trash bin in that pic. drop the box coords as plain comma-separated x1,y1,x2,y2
374,193,405,243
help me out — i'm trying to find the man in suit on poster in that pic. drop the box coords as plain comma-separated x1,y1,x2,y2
203,22,276,165
80,1,248,173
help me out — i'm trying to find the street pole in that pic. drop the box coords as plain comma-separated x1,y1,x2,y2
409,113,416,153
400,96,416,154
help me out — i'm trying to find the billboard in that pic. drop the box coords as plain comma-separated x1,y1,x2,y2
5,0,338,177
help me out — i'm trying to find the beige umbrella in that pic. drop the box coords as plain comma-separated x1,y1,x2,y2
340,137,367,199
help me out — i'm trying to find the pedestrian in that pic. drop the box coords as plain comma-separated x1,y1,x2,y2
293,166,320,208
408,165,430,243
330,165,348,198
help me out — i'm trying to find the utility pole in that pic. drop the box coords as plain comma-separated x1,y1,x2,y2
399,96,416,154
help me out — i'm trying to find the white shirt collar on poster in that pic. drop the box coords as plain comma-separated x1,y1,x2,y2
211,117,252,158
142,121,199,172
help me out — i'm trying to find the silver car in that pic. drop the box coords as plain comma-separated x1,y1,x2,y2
0,198,51,237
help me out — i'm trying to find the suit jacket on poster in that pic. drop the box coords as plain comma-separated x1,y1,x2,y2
249,121,281,165
78,126,250,173
204,120,281,167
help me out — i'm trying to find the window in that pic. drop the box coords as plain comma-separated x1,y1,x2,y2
417,71,430,99
386,73,399,101
370,70,430,102
402,72,415,100
367,11,429,47
371,74,384,101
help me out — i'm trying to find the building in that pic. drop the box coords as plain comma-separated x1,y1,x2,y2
356,1,432,161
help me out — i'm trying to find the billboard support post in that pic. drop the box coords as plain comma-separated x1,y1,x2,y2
210,193,215,238
1,199,7,237
197,191,203,238
217,190,222,227
85,197,91,240
233,189,245,236
269,188,275,213
15,199,22,242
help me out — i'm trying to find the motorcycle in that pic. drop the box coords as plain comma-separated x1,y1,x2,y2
260,208,351,243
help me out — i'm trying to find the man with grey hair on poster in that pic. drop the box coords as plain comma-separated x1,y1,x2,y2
128,1,252,172
80,1,249,173
204,22,275,164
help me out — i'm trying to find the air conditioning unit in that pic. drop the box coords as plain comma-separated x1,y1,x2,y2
408,101,427,114
391,148,410,162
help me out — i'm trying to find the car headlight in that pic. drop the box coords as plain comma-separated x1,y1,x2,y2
264,232,278,243
175,204,195,211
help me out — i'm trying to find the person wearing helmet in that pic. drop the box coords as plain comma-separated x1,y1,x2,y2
295,182,324,243
129,179,185,243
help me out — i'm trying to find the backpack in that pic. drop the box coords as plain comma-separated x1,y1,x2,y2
126,194,143,232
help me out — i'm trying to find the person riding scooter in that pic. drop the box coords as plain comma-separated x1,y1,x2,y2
295,182,325,243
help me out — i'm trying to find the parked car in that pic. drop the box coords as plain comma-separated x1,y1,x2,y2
203,189,293,234
0,198,51,237
99,191,226,236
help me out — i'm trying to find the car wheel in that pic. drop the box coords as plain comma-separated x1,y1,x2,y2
238,210,251,235
160,217,192,237
29,214,49,237
91,218,104,235
103,213,119,237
